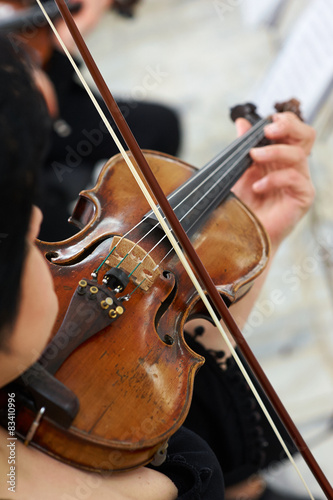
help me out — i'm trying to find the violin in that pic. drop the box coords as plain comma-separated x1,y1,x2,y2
0,0,140,67
0,0,140,32
5,103,271,471
0,1,332,497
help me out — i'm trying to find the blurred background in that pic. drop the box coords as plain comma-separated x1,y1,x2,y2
81,0,333,497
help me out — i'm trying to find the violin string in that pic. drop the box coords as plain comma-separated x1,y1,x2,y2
168,116,268,197
108,119,268,274
166,123,268,217
94,117,268,276
131,118,269,235
116,122,268,273
153,116,267,207
94,218,161,277
93,216,156,275
93,118,268,276
37,3,315,497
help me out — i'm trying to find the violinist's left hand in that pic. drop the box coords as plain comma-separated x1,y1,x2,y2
232,112,316,251
186,112,316,350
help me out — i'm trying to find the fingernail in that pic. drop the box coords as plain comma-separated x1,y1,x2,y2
253,178,267,191
251,148,268,158
265,123,281,136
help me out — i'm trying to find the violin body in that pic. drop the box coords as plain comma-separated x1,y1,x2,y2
11,150,270,472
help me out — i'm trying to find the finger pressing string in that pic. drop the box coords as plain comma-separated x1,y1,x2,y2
250,144,307,166
265,113,316,154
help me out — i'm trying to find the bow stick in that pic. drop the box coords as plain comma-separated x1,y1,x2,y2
36,1,332,497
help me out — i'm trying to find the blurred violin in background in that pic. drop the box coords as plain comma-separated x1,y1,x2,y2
0,0,140,66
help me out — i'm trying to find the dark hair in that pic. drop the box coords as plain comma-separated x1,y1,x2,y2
0,35,50,348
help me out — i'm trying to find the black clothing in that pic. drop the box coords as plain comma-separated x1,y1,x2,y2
260,488,320,500
153,427,225,500
39,50,181,241
183,334,296,488
149,333,297,499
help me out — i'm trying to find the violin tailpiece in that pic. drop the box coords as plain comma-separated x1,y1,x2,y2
39,279,125,375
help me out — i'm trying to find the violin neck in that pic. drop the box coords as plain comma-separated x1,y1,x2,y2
145,117,271,237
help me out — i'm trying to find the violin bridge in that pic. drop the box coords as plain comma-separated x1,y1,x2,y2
105,236,160,291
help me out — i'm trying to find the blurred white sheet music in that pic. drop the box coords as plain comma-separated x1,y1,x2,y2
241,0,287,27
251,0,333,123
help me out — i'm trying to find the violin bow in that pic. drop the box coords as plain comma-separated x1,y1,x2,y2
35,1,332,497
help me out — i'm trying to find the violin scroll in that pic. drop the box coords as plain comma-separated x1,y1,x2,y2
113,0,141,17
274,98,303,121
230,98,304,124
230,102,262,125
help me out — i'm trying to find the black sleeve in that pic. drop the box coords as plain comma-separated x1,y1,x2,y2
183,332,297,487
148,426,225,500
